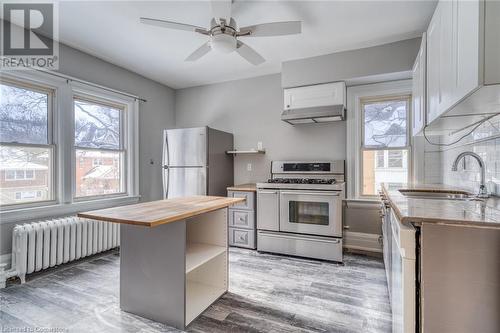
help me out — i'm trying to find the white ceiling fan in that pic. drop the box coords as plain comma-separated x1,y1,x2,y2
139,0,301,65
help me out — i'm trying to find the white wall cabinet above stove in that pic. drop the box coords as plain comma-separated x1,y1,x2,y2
283,82,346,110
424,0,500,134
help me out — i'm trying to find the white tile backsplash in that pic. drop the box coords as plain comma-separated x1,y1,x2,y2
424,114,500,196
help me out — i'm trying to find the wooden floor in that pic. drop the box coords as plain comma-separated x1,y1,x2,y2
0,248,391,333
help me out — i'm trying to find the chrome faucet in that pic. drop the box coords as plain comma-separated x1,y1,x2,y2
451,152,489,198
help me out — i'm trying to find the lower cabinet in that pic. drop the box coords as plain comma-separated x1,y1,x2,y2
227,190,256,249
229,228,256,249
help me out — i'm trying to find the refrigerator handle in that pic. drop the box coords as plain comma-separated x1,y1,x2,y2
163,165,169,199
162,130,169,167
162,130,169,199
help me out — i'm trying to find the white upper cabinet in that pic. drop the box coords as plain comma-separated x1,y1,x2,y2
427,0,455,124
425,0,500,129
412,34,426,136
426,7,441,125
454,0,480,99
283,82,346,110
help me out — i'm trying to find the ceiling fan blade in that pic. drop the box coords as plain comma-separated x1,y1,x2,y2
210,0,232,23
236,41,265,65
140,17,208,34
238,21,302,37
185,42,212,61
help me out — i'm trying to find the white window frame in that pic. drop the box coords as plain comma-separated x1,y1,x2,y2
0,77,57,207
72,93,127,200
0,71,140,224
347,80,419,199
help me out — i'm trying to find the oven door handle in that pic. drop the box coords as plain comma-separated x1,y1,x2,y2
280,191,341,196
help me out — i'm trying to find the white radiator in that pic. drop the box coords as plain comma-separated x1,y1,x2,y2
0,216,119,288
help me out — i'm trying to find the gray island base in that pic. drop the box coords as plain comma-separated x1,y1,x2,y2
78,196,244,330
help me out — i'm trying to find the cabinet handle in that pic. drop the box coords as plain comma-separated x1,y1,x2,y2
239,217,245,222
239,235,246,241
281,191,340,196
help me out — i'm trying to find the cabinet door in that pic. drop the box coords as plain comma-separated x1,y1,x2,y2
257,190,279,231
426,5,441,124
454,0,480,101
412,34,426,136
283,82,345,110
438,0,455,113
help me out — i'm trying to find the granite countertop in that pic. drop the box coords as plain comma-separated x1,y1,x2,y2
78,196,245,227
382,183,500,229
227,183,257,192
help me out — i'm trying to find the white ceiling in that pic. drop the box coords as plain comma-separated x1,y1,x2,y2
59,1,437,89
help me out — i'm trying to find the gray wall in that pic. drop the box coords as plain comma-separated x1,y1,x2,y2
175,74,346,184
1,44,175,255
282,38,421,88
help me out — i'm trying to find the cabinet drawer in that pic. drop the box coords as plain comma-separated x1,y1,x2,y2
227,191,255,210
229,210,255,229
229,228,256,249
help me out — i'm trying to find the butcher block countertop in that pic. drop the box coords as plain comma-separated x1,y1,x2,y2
78,196,245,227
226,183,257,192
382,183,500,229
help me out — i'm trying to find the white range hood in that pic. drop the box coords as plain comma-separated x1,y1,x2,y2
281,81,346,125
281,105,345,125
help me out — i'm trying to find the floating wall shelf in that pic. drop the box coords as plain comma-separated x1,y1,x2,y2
226,149,266,155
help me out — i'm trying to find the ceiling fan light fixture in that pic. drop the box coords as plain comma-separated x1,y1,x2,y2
140,0,302,64
210,33,237,53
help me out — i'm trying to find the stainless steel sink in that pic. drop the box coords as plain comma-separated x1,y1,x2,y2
398,190,482,201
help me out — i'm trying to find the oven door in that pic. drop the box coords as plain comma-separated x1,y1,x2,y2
279,191,342,237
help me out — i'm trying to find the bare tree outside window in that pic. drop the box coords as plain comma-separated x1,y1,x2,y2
0,84,49,144
364,100,407,148
74,99,120,149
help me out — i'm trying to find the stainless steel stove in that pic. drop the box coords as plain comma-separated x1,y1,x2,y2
256,161,345,262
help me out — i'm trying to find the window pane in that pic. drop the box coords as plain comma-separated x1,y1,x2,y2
75,149,124,197
388,150,403,168
362,149,408,196
363,99,408,148
376,150,385,168
0,146,52,205
0,83,49,144
25,170,34,179
74,99,121,149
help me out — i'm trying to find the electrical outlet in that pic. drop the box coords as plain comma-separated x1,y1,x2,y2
247,163,252,171
257,141,263,150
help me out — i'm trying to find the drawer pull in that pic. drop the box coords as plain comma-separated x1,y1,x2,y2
239,235,246,241
239,217,245,222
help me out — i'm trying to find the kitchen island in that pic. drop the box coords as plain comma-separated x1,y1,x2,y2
78,195,245,330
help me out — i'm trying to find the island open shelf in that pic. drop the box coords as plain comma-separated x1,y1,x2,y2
185,208,228,325
186,243,226,273
78,196,243,330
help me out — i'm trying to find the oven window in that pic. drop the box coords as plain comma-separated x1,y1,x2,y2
288,201,329,225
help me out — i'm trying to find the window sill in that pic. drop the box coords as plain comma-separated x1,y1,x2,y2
0,195,141,225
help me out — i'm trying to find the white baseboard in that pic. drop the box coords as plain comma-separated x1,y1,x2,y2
0,253,11,269
344,231,382,253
